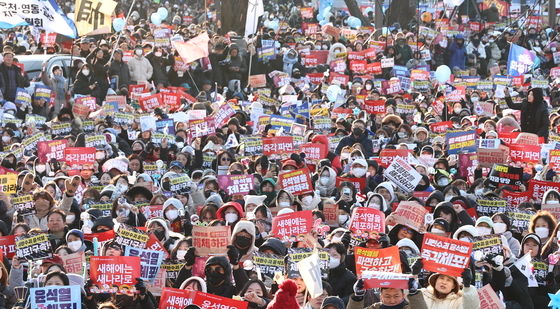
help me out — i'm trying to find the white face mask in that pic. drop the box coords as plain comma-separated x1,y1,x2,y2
279,201,290,208
320,176,330,186
474,188,484,195
67,240,82,252
301,196,313,205
95,151,105,160
66,214,75,224
444,194,453,201
135,49,143,56
82,69,90,76
328,257,340,269
246,212,255,220
454,107,462,114
365,84,372,90
225,213,238,223
341,153,350,160
459,237,472,243
548,200,560,205
438,178,450,187
338,214,349,225
432,229,446,235
477,226,492,236
535,227,549,239
352,167,366,177
176,249,188,260
557,230,560,240
370,202,381,210
155,51,162,57
459,190,467,196
1,136,10,143
35,164,46,173
493,222,507,234
166,209,179,221
331,235,342,243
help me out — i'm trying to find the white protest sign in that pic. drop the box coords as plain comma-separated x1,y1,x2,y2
384,157,422,193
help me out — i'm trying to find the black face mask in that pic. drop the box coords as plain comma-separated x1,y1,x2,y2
235,235,252,249
293,73,302,78
352,128,363,136
154,230,165,240
206,270,225,286
230,170,243,175
133,149,142,154
162,181,171,191
204,190,216,198
380,301,407,309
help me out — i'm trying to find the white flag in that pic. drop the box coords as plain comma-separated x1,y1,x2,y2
297,252,323,298
514,253,538,287
244,0,264,38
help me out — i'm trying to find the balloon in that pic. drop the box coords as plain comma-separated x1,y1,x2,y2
421,12,432,23
435,65,451,83
151,13,162,25
269,19,279,31
319,19,330,26
323,12,333,22
320,5,332,20
112,18,125,32
326,84,342,102
346,16,361,29
157,7,168,20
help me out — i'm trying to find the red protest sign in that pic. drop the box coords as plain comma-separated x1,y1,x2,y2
429,121,453,134
550,150,560,173
300,7,314,19
141,205,164,219
421,233,472,277
139,93,162,111
363,100,386,114
478,284,505,309
509,144,540,163
366,62,382,75
304,54,319,67
348,51,366,61
323,203,339,226
355,246,401,277
72,102,90,118
390,201,427,232
350,60,367,74
217,174,255,196
159,288,196,309
37,140,68,163
299,143,327,163
363,271,413,290
529,179,560,203
278,168,313,195
335,177,366,193
263,136,295,156
161,92,181,111
307,73,324,85
192,291,248,309
89,256,141,293
40,33,57,47
0,235,16,259
145,233,169,259
63,147,96,166
129,84,148,94
75,96,97,111
379,149,411,168
502,190,531,208
214,103,236,129
410,69,430,81
83,230,115,243
191,225,230,256
271,210,314,240
348,207,385,235
328,72,349,85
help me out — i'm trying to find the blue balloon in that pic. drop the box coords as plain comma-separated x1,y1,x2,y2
435,65,451,83
347,16,361,29
319,19,330,26
151,12,162,26
112,18,125,32
269,19,279,31
157,7,168,20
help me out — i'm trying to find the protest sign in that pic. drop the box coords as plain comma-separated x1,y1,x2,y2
11,195,35,216
355,246,402,277
169,176,192,195
191,225,230,256
192,291,248,309
0,173,17,194
390,202,428,232
476,148,507,168
64,147,96,167
61,252,85,275
139,93,162,111
299,143,327,164
445,130,477,154
241,136,263,155
509,144,541,163
335,177,366,193
472,234,503,261
429,121,453,134
323,202,339,226
30,286,81,309
15,233,52,261
363,100,386,114
278,168,313,195
529,179,560,203
476,198,507,217
115,224,149,248
421,233,472,277
272,210,314,240
348,207,385,237
503,190,531,208
50,122,72,136
0,235,16,259
286,248,330,279
550,150,560,173
37,140,68,163
378,149,411,168
253,252,285,279
159,288,196,309
161,261,187,283
75,96,97,111
507,207,535,233
384,157,422,193
477,284,505,309
141,205,164,219
89,256,141,294
262,136,294,157
217,175,255,196
87,202,113,216
124,247,165,282
488,164,523,190
362,271,413,289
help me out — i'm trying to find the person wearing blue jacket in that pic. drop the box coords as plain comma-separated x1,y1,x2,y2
446,34,468,70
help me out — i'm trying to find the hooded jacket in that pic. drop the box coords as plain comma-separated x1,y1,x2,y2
335,132,374,159
421,280,480,309
374,182,396,205
146,218,184,250
231,220,258,263
364,193,390,215
260,178,277,206
315,166,337,197
505,88,549,138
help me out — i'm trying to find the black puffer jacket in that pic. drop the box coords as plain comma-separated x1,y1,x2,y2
505,88,549,139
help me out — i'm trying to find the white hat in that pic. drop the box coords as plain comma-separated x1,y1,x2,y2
243,195,267,207
277,208,294,216
164,198,184,211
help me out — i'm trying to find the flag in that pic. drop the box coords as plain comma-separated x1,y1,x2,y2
172,32,210,64
74,0,117,36
296,252,323,298
0,0,78,38
507,44,537,76
244,0,264,38
514,253,538,287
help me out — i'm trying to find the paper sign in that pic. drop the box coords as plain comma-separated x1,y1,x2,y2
299,143,327,163
249,74,267,88
278,168,313,195
12,195,35,216
0,235,16,259
253,252,285,279
421,233,472,277
191,225,230,256
348,207,385,235
384,157,422,193
217,174,255,196
89,256,141,294
509,144,540,163
15,233,52,261
63,147,96,167
477,284,505,309
391,201,428,232
477,148,507,168
488,164,523,190
37,140,68,163
124,247,164,282
159,288,196,309
445,130,477,154
363,100,386,114
335,177,366,193
61,252,85,275
362,271,413,289
0,173,17,194
192,291,248,309
115,224,149,249
30,286,80,308
272,210,314,240
355,246,402,277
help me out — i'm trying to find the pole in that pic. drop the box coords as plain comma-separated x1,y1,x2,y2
549,0,556,27
187,69,201,94
109,0,137,62
246,0,259,88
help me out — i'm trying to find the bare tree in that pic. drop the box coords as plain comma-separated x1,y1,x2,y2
386,0,417,28
344,0,371,27
220,0,249,35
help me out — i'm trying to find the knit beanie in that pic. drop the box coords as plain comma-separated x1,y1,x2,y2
267,279,299,309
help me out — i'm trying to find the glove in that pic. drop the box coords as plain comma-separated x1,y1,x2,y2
135,278,147,295
487,255,503,271
84,279,93,296
227,245,240,265
411,258,423,275
185,247,196,266
408,277,419,295
462,268,472,288
353,279,366,297
341,231,352,249
378,233,390,248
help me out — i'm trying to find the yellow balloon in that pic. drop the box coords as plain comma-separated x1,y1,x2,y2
421,12,433,23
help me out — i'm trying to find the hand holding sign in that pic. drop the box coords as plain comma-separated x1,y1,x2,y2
65,176,81,197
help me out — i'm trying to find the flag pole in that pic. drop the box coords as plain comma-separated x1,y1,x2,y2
246,0,260,88
109,0,137,62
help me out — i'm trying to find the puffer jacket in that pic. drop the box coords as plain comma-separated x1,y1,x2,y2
128,55,153,83
421,285,480,309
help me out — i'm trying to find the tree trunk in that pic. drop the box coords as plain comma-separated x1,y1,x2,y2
220,0,249,35
344,0,371,27
386,0,417,29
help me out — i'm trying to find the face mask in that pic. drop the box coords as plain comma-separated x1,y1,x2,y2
35,164,46,173
155,51,162,57
438,178,450,187
459,190,467,196
535,227,549,239
493,222,507,234
432,229,446,235
454,108,462,114
155,230,166,240
489,39,495,43
370,202,381,210
341,153,350,160
352,128,363,136
135,49,143,56
459,237,472,243
118,208,130,217
328,257,340,269
365,84,372,90
225,213,238,223
176,249,188,260
166,209,179,221
474,188,484,195
82,69,90,76
206,270,224,285
398,132,407,139
320,176,330,185
301,196,313,205
352,167,367,177
477,226,492,236
66,214,75,224
548,200,560,205
67,240,82,252
235,235,252,248
1,136,10,143
338,214,349,225
279,201,290,208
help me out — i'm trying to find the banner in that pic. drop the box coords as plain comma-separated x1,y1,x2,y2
529,179,560,203
335,177,366,193
421,233,472,277
0,0,78,37
362,271,413,289
61,251,85,275
173,32,210,64
11,195,35,216
384,157,422,193
217,174,254,196
0,235,16,259
477,148,507,168
507,207,535,233
476,198,507,217
15,233,52,260
363,100,386,114
0,173,17,194
115,224,149,248
355,246,402,277
191,225,230,256
509,144,540,163
272,210,314,240
488,164,523,190
507,44,537,76
64,147,95,167
278,168,313,195
124,247,164,282
379,149,411,168
445,130,477,154
30,286,81,308
89,256,141,294
159,288,196,309
37,140,68,163
348,207,385,236
503,190,531,208
262,136,294,157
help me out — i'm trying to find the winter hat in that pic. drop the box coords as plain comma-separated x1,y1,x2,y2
351,158,367,168
267,279,299,309
65,229,84,242
244,195,267,208
163,198,183,211
321,296,345,309
475,216,494,228
277,208,294,216
396,238,420,255
428,273,460,294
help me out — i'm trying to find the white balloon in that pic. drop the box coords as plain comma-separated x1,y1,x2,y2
435,65,451,83
326,84,342,102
